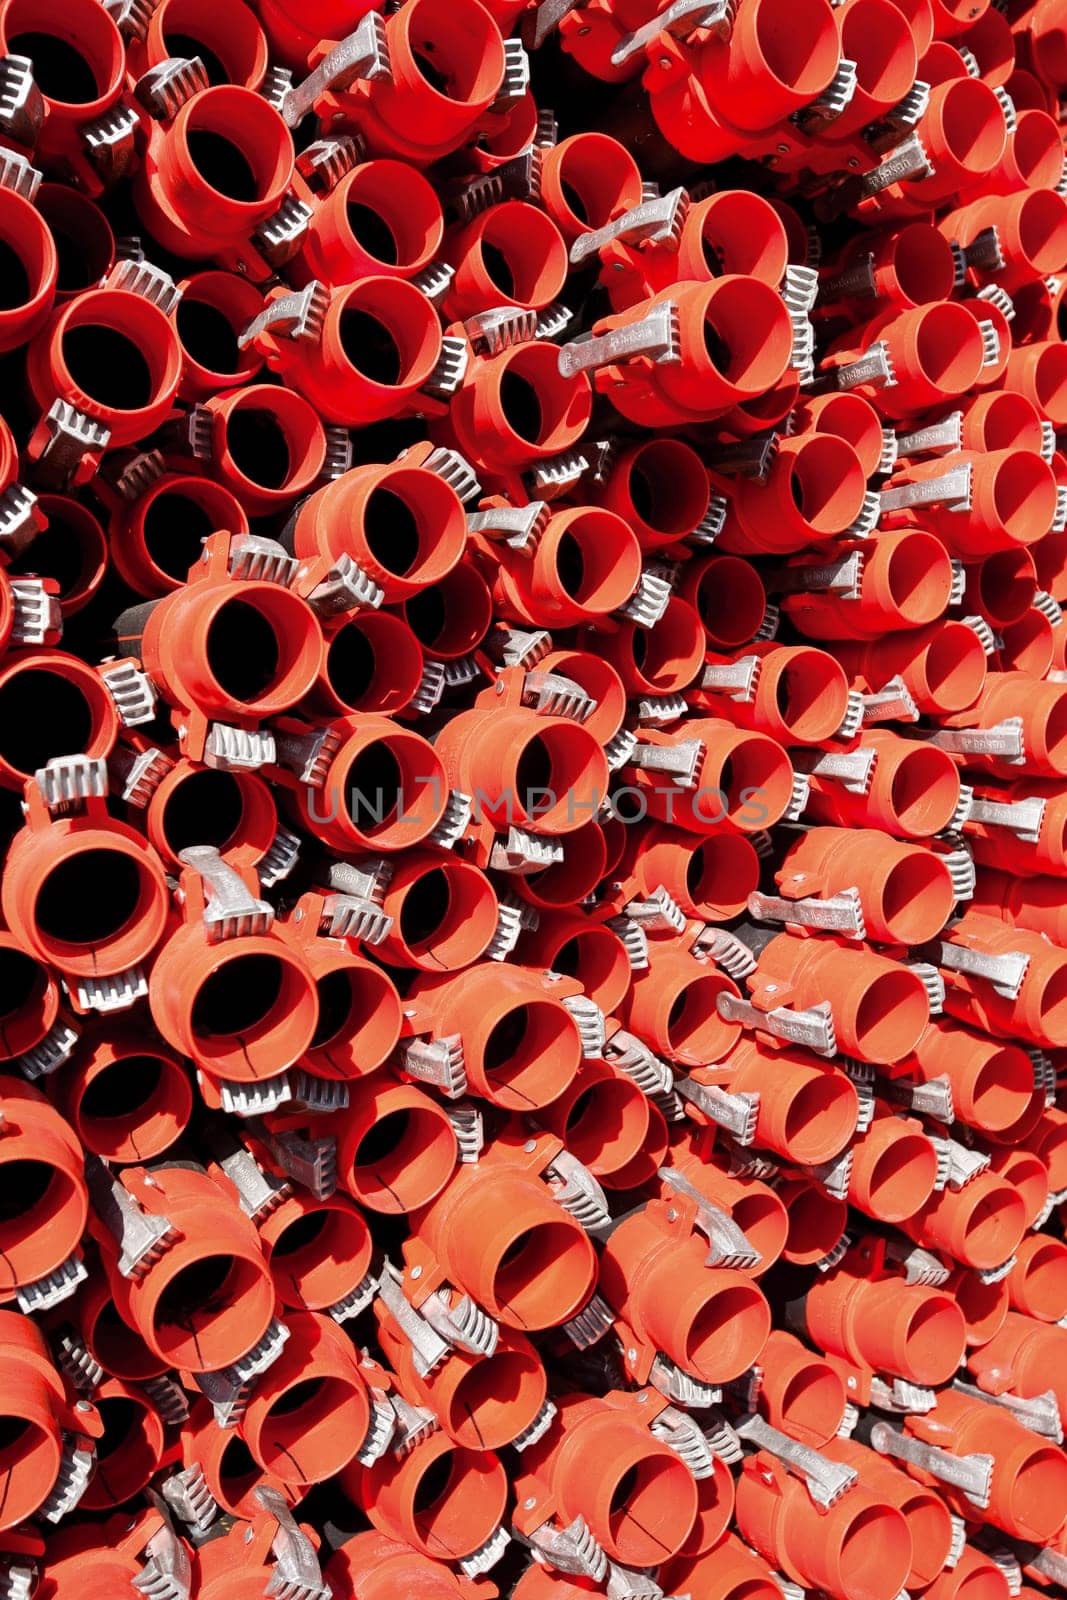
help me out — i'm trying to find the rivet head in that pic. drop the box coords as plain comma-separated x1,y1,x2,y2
524,1496,537,1509
410,1265,422,1280
524,1139,537,1153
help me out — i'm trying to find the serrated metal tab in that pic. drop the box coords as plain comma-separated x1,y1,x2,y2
423,334,469,399
465,305,538,354
794,744,877,794
749,886,866,939
931,1136,989,1191
0,144,39,200
459,1526,510,1580
161,1465,218,1534
71,965,149,1013
522,670,596,721
203,723,277,771
39,1437,95,1523
105,258,182,315
718,992,838,1057
296,133,365,191
833,339,896,391
490,826,564,873
253,193,313,266
468,501,550,553
859,677,919,724
701,655,762,702
558,302,680,379
0,483,43,560
523,1517,608,1583
257,1485,332,1600
870,1420,993,1509
402,1035,467,1098
419,445,481,503
674,1078,759,1144
0,55,44,146
17,1018,78,1080
428,789,473,850
546,1150,612,1233
280,13,390,125
570,187,689,266
15,1251,86,1313
35,754,107,811
938,939,1029,998
736,1413,858,1507
625,739,703,788
178,845,273,940
195,1320,290,1426
651,1405,717,1478
769,550,864,599
99,659,158,726
238,283,328,353
561,1294,613,1346
30,401,111,490
252,1126,338,1199
258,826,301,888
605,1029,673,1096
134,55,209,117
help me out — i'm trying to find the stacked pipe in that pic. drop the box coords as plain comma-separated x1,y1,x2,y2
0,0,1061,1593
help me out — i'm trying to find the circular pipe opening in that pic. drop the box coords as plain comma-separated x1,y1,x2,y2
882,531,952,625
838,1505,910,1600
348,1103,457,1213
627,598,705,692
664,973,738,1064
1008,1447,1067,1542
852,970,929,1064
6,0,119,106
775,1360,846,1443
203,589,316,712
36,186,113,298
401,0,505,107
340,733,446,846
336,277,440,392
771,650,847,741
443,1346,545,1449
33,847,156,955
887,745,960,834
182,86,291,206
267,1200,371,1311
219,386,322,494
991,452,1057,544
159,0,267,85
702,276,793,395
481,999,580,1108
913,301,985,392
685,834,760,919
785,436,865,536
551,134,641,232
975,548,1037,627
684,1281,770,1382
937,78,1009,176
878,851,955,943
494,342,591,454
783,1072,859,1166
489,1218,593,1329
341,160,442,271
901,1293,966,1383
0,1153,82,1285
691,556,767,647
0,662,110,780
604,1452,694,1566
624,440,710,543
917,624,987,713
1013,1238,1067,1320
256,1373,364,1483
76,1052,191,1161
887,222,957,305
187,948,315,1068
694,191,788,282
562,1075,649,1175
152,1251,274,1370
